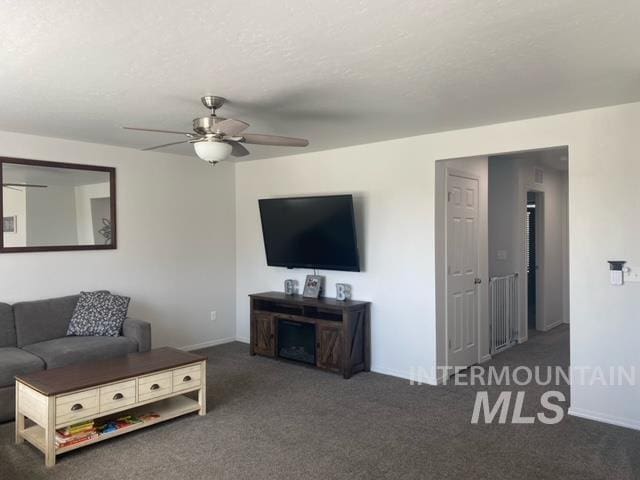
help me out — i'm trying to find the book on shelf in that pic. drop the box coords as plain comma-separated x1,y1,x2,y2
54,410,162,446
56,431,98,448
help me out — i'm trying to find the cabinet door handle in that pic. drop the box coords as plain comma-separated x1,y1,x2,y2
150,383,160,391
112,393,124,400
71,403,83,411
183,375,192,382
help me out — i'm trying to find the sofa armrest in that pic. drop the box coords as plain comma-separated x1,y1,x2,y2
122,317,151,352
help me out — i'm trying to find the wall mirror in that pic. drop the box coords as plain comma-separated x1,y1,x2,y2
1,157,116,253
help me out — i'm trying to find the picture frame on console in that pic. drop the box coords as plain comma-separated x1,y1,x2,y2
303,275,324,298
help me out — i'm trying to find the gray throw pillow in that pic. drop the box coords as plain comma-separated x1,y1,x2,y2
67,291,131,337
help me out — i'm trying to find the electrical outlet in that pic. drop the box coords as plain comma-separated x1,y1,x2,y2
210,311,217,322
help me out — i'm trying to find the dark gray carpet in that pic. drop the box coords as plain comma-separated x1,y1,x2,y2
1,325,639,479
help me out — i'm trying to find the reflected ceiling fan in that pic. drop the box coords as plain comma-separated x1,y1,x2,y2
2,183,48,192
123,96,309,164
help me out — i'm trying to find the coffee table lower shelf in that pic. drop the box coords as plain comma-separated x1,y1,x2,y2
15,348,207,467
20,394,201,459
20,395,201,457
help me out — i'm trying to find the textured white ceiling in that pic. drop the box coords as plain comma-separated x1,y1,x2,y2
1,0,639,161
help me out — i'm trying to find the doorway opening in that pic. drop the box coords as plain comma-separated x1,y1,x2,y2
435,147,569,375
526,191,543,331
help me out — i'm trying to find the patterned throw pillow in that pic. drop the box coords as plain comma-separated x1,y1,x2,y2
67,291,131,337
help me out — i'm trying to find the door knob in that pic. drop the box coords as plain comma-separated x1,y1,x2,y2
474,278,482,284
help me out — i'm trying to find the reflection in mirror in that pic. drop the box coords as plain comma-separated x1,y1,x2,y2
2,161,114,249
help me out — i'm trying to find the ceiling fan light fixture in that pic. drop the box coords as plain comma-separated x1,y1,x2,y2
193,139,232,164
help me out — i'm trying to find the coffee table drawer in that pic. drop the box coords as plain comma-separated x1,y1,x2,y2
100,380,136,413
173,364,202,392
138,370,173,402
56,388,99,425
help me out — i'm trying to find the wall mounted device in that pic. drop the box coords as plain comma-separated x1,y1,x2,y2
608,261,626,286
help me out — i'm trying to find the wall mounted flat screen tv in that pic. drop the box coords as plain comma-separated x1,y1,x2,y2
258,195,360,272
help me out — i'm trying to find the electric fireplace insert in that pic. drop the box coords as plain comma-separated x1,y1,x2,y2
277,319,316,365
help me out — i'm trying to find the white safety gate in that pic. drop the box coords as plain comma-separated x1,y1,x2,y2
489,274,518,354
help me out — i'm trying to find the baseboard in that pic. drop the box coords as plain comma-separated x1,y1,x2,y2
479,354,492,363
371,366,438,385
179,337,237,351
542,320,563,332
568,407,640,432
235,336,250,344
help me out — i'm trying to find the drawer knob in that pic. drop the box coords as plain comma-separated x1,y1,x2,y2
150,383,160,391
112,393,124,400
183,375,192,382
71,403,83,411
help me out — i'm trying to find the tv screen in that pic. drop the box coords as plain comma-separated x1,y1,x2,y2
258,195,360,272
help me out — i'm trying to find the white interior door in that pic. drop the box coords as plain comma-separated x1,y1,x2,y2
447,172,480,369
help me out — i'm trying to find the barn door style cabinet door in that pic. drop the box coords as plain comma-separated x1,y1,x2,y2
249,292,371,379
317,323,343,372
253,312,276,357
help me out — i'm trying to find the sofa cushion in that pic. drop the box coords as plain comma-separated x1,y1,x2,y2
22,336,138,370
0,347,45,387
0,303,16,348
67,291,130,337
14,295,79,347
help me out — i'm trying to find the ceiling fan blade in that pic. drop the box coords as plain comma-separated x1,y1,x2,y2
123,126,194,136
226,141,251,158
3,183,48,188
241,134,309,147
213,119,250,136
141,140,190,151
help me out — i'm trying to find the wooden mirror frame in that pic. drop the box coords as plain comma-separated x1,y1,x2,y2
0,157,117,253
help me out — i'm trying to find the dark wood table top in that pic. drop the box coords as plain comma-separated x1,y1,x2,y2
16,347,206,396
250,291,370,310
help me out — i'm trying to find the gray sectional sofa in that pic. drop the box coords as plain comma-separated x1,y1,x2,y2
0,294,151,422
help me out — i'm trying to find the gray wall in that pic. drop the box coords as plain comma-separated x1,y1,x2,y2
26,185,78,246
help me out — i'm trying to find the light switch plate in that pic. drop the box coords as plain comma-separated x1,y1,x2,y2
625,271,640,283
497,250,508,261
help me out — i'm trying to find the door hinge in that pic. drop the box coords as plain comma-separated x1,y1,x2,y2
447,191,452,202
448,339,452,350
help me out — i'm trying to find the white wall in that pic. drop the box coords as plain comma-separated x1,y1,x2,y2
235,147,434,380
0,130,236,350
235,101,640,430
561,170,570,324
488,159,520,276
26,185,79,246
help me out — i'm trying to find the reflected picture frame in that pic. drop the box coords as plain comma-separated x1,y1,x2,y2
0,156,116,253
2,215,17,234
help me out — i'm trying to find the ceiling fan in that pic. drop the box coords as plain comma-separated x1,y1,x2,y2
2,183,48,192
123,96,310,164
